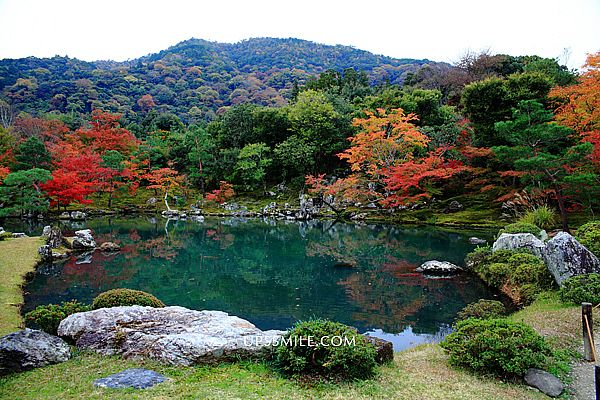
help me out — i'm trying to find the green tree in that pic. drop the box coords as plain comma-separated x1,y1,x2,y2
287,90,345,169
183,126,216,192
0,168,51,217
234,143,272,191
274,135,317,180
493,100,597,231
15,136,51,170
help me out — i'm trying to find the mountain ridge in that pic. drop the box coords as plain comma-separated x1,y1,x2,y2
0,37,446,123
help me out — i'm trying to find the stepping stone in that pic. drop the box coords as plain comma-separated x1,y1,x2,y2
524,368,563,397
93,368,166,389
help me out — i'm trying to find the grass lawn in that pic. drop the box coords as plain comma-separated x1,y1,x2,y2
0,346,546,400
0,236,45,336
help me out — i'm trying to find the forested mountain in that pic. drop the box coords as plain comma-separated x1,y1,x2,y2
0,38,440,123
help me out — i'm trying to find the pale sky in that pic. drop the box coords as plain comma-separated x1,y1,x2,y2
0,0,598,69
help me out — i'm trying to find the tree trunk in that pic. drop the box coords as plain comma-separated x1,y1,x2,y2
555,187,570,233
164,187,172,212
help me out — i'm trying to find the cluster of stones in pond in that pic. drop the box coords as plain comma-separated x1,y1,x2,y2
38,225,121,264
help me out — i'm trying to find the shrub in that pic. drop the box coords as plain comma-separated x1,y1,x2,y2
575,220,600,257
440,318,552,377
559,273,600,305
456,300,507,321
0,231,12,241
498,222,542,238
24,300,91,335
468,249,555,305
464,245,491,270
92,288,165,309
518,206,558,230
276,319,377,381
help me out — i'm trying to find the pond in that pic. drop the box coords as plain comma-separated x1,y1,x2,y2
18,216,498,350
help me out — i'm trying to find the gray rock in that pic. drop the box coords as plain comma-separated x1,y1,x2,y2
59,212,71,220
416,260,463,274
99,242,121,252
446,200,463,213
75,251,93,264
492,233,545,258
469,237,487,245
72,229,96,249
524,368,563,397
11,233,27,238
46,226,63,248
38,245,52,261
351,212,368,220
42,225,51,237
94,368,166,389
146,197,158,205
364,336,393,364
189,215,205,222
70,211,87,220
58,306,283,366
542,232,600,286
0,329,71,375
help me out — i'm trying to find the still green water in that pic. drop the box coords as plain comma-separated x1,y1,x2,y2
22,217,497,350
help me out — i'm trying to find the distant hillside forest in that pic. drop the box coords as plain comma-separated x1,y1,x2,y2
0,38,598,230
0,38,438,124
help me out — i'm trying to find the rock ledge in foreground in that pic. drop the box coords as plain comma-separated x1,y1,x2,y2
58,306,283,366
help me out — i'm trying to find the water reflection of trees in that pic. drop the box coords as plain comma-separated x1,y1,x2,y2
23,217,495,335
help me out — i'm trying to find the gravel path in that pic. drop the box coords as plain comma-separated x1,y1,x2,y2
569,338,598,399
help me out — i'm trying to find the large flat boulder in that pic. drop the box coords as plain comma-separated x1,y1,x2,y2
0,329,71,375
492,233,545,258
542,232,600,286
58,306,283,366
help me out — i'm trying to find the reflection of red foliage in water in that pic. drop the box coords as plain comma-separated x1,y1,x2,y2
204,227,234,249
139,237,180,260
338,254,476,332
35,251,136,296
129,230,141,241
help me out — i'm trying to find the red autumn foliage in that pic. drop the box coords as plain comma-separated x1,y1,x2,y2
41,169,93,208
74,110,139,155
0,166,9,182
205,181,235,204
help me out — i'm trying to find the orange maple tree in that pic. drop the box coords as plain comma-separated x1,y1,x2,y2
551,52,600,168
307,108,471,207
143,165,183,211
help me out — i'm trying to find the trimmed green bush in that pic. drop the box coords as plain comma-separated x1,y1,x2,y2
518,206,558,230
24,300,91,335
464,245,491,270
440,318,552,377
92,288,165,309
0,231,12,241
575,220,600,257
559,273,600,305
456,299,507,321
276,319,377,381
498,222,542,238
467,249,555,305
